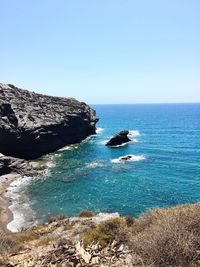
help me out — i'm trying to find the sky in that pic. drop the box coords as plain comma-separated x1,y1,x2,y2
0,0,200,104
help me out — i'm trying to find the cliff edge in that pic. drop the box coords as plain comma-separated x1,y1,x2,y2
0,83,98,159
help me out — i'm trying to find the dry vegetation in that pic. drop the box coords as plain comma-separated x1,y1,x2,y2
83,217,127,247
130,203,200,267
79,210,95,218
83,203,200,266
0,203,199,266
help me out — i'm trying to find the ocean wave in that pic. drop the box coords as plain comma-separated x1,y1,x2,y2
128,130,140,137
109,143,128,148
131,138,138,143
99,140,108,145
96,127,104,134
85,161,104,169
6,176,37,232
111,154,146,163
58,144,79,152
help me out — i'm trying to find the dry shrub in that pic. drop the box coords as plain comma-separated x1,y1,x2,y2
79,210,95,218
35,236,56,247
83,217,127,247
130,203,200,267
48,214,68,223
125,215,135,227
0,231,23,258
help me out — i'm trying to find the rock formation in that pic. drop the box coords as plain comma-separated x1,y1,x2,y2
0,83,98,159
106,130,131,147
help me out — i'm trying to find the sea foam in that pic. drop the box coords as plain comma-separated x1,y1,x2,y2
96,127,104,134
85,161,104,169
128,130,140,137
6,176,37,232
111,154,146,163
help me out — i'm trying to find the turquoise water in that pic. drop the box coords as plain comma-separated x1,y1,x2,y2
27,104,200,223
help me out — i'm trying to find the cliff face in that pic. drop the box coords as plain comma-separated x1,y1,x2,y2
0,83,98,159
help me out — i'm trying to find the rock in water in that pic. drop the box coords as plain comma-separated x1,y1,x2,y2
106,130,131,147
0,83,98,159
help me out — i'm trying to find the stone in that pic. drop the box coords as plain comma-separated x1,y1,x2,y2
0,83,98,159
77,246,91,264
106,130,131,147
91,256,100,264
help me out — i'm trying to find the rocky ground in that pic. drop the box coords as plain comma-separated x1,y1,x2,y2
0,204,200,267
1,213,142,267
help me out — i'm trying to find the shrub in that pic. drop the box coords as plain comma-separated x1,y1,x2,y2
129,203,200,267
83,218,126,247
0,231,23,255
125,215,135,227
79,210,95,218
35,236,56,247
48,214,67,223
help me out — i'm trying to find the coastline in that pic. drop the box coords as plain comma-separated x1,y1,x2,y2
0,130,103,233
0,173,20,232
0,156,56,232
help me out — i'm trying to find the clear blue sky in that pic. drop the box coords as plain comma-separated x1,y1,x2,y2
0,0,200,104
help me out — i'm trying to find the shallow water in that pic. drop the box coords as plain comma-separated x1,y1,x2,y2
11,104,200,227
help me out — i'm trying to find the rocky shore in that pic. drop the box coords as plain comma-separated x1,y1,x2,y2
0,83,98,233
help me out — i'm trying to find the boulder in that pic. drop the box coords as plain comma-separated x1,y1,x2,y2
106,130,131,147
0,83,98,159
0,153,26,176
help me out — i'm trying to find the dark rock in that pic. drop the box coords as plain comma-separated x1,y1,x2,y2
106,130,131,147
0,153,26,176
121,155,132,161
0,83,98,159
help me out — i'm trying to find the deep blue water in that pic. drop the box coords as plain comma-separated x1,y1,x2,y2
27,104,200,223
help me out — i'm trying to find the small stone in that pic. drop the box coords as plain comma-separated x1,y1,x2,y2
117,244,124,252
91,256,99,264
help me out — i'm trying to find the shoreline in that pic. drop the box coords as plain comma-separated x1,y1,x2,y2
0,130,103,233
0,173,20,232
0,156,55,232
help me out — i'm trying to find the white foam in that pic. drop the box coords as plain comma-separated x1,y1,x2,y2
85,161,104,169
131,138,138,143
6,176,37,232
111,154,146,163
99,140,108,145
96,127,104,134
58,144,79,151
128,130,140,137
109,143,128,148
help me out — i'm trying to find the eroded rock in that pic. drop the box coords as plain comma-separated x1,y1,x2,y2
106,130,131,147
0,83,98,159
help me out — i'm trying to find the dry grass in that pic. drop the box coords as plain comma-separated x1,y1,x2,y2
79,210,95,218
130,203,200,267
48,214,68,223
83,217,128,247
35,236,56,247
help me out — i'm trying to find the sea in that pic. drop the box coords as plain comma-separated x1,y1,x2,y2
7,104,200,231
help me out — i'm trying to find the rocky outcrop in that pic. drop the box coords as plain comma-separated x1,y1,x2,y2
0,153,48,177
106,130,131,147
0,83,98,159
6,214,140,267
0,153,26,176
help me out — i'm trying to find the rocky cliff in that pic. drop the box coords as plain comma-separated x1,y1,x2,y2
0,83,98,159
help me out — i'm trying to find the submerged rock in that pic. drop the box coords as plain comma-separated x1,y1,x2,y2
121,155,132,161
0,83,98,159
106,130,131,147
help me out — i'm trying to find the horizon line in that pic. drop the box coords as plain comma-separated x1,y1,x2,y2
90,102,200,105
